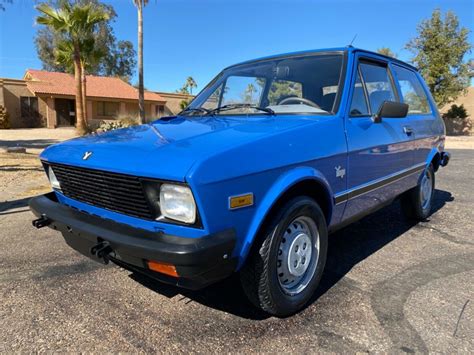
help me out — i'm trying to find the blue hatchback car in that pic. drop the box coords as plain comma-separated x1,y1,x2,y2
31,47,450,316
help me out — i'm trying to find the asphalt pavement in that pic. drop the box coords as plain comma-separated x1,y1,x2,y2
0,149,472,352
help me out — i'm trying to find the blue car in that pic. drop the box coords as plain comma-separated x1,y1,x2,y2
30,47,450,316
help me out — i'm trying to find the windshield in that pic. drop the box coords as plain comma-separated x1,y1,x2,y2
185,53,344,116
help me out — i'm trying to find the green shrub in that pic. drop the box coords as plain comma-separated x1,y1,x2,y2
0,105,10,129
442,104,472,135
180,99,191,110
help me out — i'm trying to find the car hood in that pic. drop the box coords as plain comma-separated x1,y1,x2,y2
41,115,311,181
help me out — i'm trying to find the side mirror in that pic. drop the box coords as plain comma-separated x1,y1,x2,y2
373,101,408,123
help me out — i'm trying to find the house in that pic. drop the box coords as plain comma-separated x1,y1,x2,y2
155,91,194,116
0,70,193,129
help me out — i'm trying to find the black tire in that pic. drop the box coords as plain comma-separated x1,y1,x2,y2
401,164,435,220
240,196,328,317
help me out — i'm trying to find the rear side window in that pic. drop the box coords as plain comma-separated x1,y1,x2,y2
359,62,396,114
393,66,431,114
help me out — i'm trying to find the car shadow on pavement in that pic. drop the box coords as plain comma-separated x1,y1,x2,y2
0,139,60,150
129,189,454,320
0,196,32,214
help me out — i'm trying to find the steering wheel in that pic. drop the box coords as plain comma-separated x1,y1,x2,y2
278,96,321,109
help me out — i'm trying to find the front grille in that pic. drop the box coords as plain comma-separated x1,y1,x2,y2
49,163,155,220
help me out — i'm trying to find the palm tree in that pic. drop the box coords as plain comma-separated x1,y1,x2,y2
36,2,109,134
185,76,197,95
55,37,105,123
133,0,148,124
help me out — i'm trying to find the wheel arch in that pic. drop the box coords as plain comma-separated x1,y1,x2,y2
237,166,333,269
426,147,442,172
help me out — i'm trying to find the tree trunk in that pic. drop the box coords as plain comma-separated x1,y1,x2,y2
73,46,86,134
81,63,87,124
137,1,145,124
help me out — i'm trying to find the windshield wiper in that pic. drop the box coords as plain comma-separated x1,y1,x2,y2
207,103,275,116
179,107,211,116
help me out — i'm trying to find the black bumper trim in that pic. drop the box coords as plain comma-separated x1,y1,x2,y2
29,193,237,289
440,151,450,167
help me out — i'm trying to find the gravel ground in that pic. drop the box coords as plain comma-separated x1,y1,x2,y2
0,129,473,352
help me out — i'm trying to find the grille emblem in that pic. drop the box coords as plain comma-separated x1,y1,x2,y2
82,151,93,160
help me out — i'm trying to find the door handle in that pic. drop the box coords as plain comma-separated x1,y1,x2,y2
403,126,414,136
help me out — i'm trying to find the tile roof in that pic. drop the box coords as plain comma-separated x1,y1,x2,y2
25,69,165,103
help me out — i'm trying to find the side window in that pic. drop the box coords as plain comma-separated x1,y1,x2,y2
393,66,431,114
359,62,396,114
349,71,369,116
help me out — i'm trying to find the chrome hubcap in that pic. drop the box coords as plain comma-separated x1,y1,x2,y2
277,216,319,296
287,233,312,277
420,170,433,210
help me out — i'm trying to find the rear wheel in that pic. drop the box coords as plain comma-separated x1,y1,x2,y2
401,164,435,220
240,196,328,317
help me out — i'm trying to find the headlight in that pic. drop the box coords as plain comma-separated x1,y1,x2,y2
159,184,196,224
47,166,61,190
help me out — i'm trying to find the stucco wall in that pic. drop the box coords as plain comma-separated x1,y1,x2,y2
441,87,474,119
440,87,474,134
156,92,194,116
87,100,157,127
0,79,44,128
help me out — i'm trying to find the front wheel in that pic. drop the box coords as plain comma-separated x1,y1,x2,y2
401,164,435,220
240,196,328,317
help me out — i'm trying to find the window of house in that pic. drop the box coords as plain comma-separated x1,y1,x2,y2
20,96,38,118
97,101,119,117
155,105,165,117
392,65,431,114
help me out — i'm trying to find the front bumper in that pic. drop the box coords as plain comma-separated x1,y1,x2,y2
29,193,237,289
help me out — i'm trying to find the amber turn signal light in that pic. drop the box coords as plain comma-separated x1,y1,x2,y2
147,260,179,277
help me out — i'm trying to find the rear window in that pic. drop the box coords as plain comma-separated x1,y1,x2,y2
393,65,431,114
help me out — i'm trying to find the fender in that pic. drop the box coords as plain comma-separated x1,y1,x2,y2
237,166,334,268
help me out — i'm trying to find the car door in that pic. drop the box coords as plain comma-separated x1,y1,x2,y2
390,64,440,167
341,55,414,221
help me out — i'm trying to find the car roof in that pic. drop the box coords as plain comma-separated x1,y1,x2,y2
226,46,418,72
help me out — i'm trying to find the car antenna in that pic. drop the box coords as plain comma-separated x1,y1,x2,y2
348,34,357,47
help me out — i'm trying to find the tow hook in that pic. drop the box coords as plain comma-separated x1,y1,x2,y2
90,241,113,264
32,215,51,229
440,152,450,167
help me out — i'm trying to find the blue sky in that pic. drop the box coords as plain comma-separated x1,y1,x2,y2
0,0,473,93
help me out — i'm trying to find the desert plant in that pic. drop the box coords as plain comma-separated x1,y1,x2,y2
95,116,139,133
0,105,10,129
443,104,472,135
179,99,191,110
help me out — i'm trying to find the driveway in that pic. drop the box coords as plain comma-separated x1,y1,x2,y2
0,131,472,352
